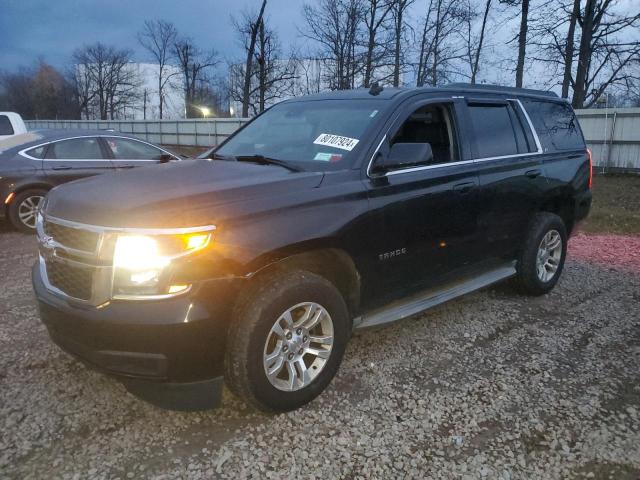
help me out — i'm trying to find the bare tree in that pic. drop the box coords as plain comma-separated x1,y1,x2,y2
561,0,581,98
230,18,298,115
0,62,79,119
72,43,140,119
499,0,531,87
416,0,466,87
572,0,640,108
531,0,640,107
137,20,178,119
391,0,415,87
463,0,492,84
233,0,268,117
173,37,218,118
363,0,394,87
301,0,366,90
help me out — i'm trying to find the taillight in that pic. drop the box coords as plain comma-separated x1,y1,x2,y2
587,148,593,189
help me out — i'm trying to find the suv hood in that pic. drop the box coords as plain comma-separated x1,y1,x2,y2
44,160,324,228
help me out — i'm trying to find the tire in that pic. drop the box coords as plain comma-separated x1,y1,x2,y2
225,269,350,413
8,189,47,233
515,212,568,296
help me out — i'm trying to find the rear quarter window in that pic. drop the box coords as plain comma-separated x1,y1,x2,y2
0,115,15,135
25,145,47,159
522,100,584,151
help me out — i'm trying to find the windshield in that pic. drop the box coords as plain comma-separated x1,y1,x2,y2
212,99,387,170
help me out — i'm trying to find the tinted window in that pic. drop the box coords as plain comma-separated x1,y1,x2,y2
522,100,584,151
391,103,458,165
0,115,14,135
468,104,520,158
106,137,165,160
46,138,104,160
26,145,46,159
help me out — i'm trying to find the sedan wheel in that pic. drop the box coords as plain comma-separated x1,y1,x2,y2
8,189,48,233
17,195,44,229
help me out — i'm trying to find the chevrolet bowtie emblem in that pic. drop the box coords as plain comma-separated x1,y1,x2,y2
42,235,55,249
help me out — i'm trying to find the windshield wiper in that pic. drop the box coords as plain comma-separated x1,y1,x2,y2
235,154,302,172
210,152,237,161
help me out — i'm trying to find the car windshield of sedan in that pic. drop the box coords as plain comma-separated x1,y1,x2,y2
212,99,387,170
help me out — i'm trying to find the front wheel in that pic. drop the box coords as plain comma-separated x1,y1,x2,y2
8,189,47,233
225,270,350,412
515,212,568,296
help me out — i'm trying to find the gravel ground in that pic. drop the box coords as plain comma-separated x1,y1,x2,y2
1,224,639,480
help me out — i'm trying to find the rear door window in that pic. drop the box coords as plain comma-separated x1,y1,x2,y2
467,103,524,158
0,115,14,135
45,137,104,160
522,100,584,151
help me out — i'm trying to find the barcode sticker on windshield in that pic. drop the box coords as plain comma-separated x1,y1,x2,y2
313,133,360,151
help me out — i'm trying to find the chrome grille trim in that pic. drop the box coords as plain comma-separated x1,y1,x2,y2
36,212,215,306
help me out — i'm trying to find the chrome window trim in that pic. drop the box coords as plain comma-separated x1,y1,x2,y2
367,97,544,178
37,213,215,305
18,134,180,162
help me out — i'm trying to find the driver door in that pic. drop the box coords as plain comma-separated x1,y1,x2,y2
362,98,481,307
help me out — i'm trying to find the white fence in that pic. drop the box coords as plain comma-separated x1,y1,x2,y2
575,108,640,173
26,118,249,148
26,109,640,172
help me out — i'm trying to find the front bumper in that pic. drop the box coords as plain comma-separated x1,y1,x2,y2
33,263,241,407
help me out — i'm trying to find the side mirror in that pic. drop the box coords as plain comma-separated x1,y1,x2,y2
377,143,433,172
159,153,173,163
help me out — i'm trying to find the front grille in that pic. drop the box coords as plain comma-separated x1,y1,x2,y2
44,221,99,252
45,260,93,301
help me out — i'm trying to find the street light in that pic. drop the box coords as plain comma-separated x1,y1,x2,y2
197,106,211,118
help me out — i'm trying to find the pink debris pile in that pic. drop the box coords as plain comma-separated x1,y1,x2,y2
569,232,640,273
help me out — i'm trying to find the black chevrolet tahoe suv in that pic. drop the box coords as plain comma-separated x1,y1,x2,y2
33,84,592,412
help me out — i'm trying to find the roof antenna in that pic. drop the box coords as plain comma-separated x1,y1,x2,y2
369,82,383,96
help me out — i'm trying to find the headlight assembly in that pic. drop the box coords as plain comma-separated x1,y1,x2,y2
112,229,213,298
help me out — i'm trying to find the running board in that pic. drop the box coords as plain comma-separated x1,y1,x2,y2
353,261,517,330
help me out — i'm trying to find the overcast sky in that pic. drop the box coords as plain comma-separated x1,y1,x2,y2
1,0,637,90
0,0,304,72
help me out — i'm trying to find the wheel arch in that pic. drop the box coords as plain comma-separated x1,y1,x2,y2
539,193,576,235
4,182,52,216
247,247,362,317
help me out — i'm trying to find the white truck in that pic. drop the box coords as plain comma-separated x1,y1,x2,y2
0,112,27,142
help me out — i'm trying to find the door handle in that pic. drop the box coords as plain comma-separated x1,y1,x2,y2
525,169,542,179
120,164,135,169
52,166,72,170
452,181,477,194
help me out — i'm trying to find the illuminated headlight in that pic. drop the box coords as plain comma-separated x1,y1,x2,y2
112,231,212,297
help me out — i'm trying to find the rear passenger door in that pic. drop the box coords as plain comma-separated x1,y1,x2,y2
467,98,546,259
43,137,115,185
103,136,173,170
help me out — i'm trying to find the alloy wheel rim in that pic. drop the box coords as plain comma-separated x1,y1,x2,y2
17,195,44,229
263,302,334,392
536,229,562,282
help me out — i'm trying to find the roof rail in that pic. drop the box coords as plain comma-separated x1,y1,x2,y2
444,83,559,98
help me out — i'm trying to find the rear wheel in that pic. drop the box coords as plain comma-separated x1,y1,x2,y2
515,212,567,296
8,189,47,233
225,270,350,412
